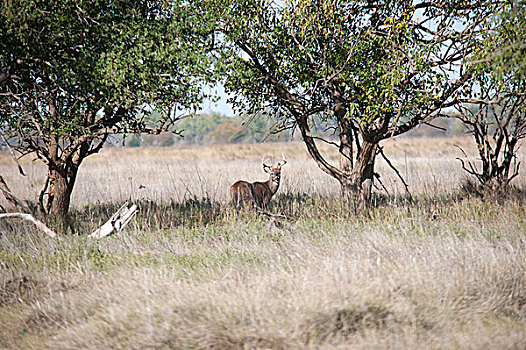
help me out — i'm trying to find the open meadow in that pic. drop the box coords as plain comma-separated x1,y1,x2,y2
1,136,525,349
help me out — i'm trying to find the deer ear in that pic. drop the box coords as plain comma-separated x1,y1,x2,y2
263,164,271,173
279,154,287,167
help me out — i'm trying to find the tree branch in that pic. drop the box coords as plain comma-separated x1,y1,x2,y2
377,146,412,199
0,130,25,176
0,213,58,238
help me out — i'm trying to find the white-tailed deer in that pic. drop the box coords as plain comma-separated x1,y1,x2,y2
231,157,287,209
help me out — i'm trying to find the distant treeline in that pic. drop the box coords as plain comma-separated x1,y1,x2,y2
124,112,295,147
0,111,470,151
122,111,468,147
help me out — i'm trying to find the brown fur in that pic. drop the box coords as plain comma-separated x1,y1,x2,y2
230,161,286,209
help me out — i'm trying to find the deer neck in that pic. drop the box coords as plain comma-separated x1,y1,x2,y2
266,177,280,195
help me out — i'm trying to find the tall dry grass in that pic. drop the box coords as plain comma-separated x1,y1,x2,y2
2,136,523,209
1,136,525,349
2,207,525,349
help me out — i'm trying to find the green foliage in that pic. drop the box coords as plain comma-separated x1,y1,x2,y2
214,0,479,138
467,1,526,92
474,1,526,80
0,0,213,136
207,0,491,199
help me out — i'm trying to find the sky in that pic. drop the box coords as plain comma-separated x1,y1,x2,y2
198,84,235,117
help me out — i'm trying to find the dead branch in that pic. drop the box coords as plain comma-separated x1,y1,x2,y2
0,212,58,238
422,121,447,132
373,172,389,195
256,207,293,230
89,202,137,239
256,207,288,220
377,146,412,200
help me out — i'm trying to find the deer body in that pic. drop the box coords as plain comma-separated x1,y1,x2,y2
231,159,286,209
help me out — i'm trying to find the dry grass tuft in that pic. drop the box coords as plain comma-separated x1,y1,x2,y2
303,304,396,344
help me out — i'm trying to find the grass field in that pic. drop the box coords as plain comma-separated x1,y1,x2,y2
1,137,525,349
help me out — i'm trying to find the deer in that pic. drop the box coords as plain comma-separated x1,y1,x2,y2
230,156,287,210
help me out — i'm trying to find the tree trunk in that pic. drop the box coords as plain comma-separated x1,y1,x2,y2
42,167,78,230
341,139,377,207
336,105,354,175
48,170,71,218
338,122,356,191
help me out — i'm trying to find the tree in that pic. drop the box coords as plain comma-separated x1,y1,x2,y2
0,0,214,225
456,1,526,197
478,1,526,78
213,0,493,205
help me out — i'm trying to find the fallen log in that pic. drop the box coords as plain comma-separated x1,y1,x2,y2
0,175,57,238
0,212,58,238
89,202,137,239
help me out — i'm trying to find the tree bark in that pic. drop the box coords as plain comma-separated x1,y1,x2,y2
42,166,78,229
334,85,354,175
39,128,87,229
341,139,377,207
338,117,354,174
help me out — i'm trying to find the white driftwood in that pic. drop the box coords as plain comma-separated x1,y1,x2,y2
0,212,58,238
89,202,137,239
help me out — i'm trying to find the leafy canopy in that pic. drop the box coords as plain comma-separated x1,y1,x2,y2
216,0,483,140
0,0,215,147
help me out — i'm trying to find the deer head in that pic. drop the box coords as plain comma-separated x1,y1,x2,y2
262,156,287,187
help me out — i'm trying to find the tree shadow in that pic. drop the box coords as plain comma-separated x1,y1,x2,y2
62,185,526,235
69,197,225,234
